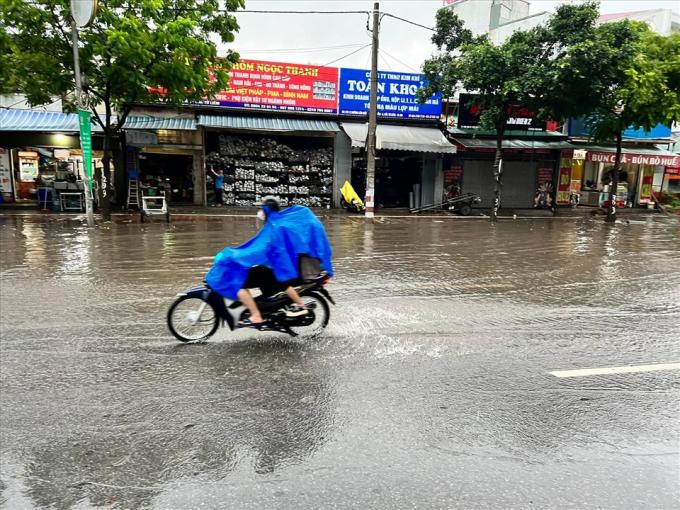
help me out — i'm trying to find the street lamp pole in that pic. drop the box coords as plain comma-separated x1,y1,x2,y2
70,0,96,227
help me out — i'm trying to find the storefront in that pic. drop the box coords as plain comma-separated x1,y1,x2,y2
566,145,680,208
123,113,202,206
447,131,571,210
0,109,106,208
198,114,341,208
340,123,456,209
442,95,572,210
194,59,444,209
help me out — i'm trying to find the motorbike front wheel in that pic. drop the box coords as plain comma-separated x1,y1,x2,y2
167,296,219,342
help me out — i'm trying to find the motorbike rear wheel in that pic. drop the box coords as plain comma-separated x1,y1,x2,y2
289,291,330,338
167,296,219,342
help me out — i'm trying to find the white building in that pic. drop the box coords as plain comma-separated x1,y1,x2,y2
443,0,680,43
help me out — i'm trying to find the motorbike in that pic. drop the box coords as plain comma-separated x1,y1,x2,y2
340,180,365,213
167,272,334,343
533,183,554,209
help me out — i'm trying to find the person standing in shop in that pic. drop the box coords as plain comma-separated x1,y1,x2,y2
208,165,224,206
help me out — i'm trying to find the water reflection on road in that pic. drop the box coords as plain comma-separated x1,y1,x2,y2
1,214,679,508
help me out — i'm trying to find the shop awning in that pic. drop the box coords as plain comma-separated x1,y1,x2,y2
579,145,680,167
197,114,340,132
447,127,568,139
0,109,108,132
124,115,197,130
0,109,79,131
341,123,457,153
451,137,575,150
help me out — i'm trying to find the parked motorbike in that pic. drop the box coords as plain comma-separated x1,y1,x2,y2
167,272,334,342
340,180,365,213
533,183,554,209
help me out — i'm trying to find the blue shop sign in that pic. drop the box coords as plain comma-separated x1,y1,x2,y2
623,124,672,139
569,117,672,139
338,68,441,120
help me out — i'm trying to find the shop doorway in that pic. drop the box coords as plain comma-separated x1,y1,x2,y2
351,154,423,209
139,153,193,203
376,156,422,208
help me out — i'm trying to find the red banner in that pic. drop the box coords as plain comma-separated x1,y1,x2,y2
203,59,339,114
444,165,463,185
556,164,571,204
639,166,654,204
537,167,553,186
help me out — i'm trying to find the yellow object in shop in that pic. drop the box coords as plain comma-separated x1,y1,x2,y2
571,159,584,181
340,181,365,212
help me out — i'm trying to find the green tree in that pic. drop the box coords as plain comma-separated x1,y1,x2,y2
419,2,606,221
0,0,243,219
576,26,680,221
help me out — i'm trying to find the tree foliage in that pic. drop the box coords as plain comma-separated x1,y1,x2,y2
420,2,602,133
0,0,244,217
583,26,680,139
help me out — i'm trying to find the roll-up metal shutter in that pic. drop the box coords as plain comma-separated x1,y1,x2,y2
462,160,495,207
501,161,538,208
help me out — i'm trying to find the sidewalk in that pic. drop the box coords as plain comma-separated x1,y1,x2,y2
0,202,664,220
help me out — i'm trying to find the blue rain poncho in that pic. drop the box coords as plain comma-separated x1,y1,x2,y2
205,206,334,299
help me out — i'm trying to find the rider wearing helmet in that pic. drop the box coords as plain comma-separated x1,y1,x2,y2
237,196,309,327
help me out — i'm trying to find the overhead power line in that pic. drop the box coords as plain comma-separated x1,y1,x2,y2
381,13,436,32
217,8,435,32
234,9,435,31
237,43,367,54
237,10,370,15
319,44,372,67
379,48,421,73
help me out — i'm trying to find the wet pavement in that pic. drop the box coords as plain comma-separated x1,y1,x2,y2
1,213,679,509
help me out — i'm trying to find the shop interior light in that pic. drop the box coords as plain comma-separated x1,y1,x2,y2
50,134,74,146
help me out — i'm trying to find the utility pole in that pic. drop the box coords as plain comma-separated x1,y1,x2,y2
365,2,380,218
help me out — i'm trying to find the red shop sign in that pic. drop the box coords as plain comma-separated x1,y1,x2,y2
587,151,679,167
213,59,339,114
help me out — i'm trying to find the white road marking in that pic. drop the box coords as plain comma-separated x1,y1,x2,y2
549,363,680,378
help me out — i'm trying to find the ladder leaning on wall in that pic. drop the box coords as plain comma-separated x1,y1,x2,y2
126,174,140,209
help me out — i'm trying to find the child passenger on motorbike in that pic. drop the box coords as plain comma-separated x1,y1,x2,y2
237,196,309,327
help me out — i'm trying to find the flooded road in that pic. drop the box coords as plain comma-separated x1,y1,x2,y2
1,213,679,509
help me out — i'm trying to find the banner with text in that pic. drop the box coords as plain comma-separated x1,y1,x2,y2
338,68,441,120
458,93,546,131
0,148,12,196
586,151,679,167
200,60,339,114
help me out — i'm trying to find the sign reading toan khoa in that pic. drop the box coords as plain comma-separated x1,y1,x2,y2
338,68,441,120
198,59,339,114
458,93,546,131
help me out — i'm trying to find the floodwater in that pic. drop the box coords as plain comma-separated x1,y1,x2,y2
1,213,679,509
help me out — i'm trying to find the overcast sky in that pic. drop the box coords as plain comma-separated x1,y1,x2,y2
224,0,679,73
